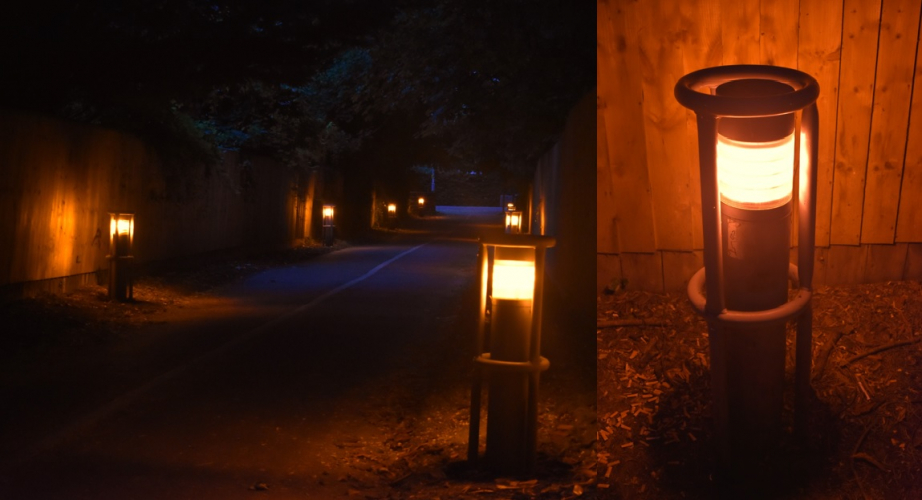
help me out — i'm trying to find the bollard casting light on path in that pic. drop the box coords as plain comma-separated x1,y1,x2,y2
322,204,335,247
674,65,819,477
468,234,555,476
107,212,135,301
504,211,523,235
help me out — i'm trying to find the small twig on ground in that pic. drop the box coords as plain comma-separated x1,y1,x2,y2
840,338,921,367
597,319,670,328
813,328,848,381
851,422,874,500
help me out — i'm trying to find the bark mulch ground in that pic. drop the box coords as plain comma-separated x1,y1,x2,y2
597,280,922,499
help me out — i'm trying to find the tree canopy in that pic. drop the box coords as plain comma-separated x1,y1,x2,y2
1,0,593,180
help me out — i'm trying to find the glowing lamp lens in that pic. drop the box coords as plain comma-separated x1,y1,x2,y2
387,203,396,214
717,132,794,209
418,197,425,206
492,259,535,301
323,207,334,217
116,218,131,235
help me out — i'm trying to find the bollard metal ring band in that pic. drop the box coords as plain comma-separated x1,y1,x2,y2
675,64,820,118
687,264,812,327
474,353,550,373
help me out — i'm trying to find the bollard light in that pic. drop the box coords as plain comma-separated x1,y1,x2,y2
468,234,555,476
504,211,524,235
322,204,335,247
506,202,516,212
384,202,398,229
674,65,819,478
107,212,135,301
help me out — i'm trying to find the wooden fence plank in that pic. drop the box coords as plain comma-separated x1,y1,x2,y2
620,252,664,292
830,0,882,245
864,243,909,283
798,0,844,248
720,0,761,64
597,253,622,293
860,0,921,244
629,0,695,251
760,0,800,68
597,103,619,253
904,243,922,280
662,250,703,292
825,244,867,286
895,21,922,242
597,0,656,252
680,0,722,250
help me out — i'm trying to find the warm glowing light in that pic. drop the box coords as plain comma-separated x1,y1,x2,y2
418,197,426,206
387,203,397,214
116,218,131,235
506,202,515,211
505,211,523,234
323,206,334,218
492,259,535,301
717,132,795,209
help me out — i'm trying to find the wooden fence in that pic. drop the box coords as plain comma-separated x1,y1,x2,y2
598,0,922,292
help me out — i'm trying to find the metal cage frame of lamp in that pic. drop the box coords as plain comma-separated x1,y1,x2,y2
674,64,819,465
468,234,555,475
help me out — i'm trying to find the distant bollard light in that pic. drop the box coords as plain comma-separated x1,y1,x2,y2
468,234,555,476
385,202,397,229
504,211,523,235
505,202,516,212
322,204,335,247
674,65,819,478
107,212,135,301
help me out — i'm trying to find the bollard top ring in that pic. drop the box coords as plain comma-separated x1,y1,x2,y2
675,64,819,118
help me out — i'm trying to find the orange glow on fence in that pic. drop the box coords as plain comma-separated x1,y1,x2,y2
717,132,795,209
492,259,535,301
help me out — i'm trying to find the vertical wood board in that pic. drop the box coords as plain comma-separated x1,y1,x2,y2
597,103,620,253
798,0,844,248
629,0,695,250
830,0,882,245
679,0,722,250
597,253,623,293
825,244,868,285
860,0,921,243
863,243,909,283
760,0,800,68
597,0,657,252
720,0,762,64
620,252,664,292
662,250,704,292
896,18,922,242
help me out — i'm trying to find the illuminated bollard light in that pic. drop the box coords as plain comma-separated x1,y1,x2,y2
504,211,523,235
468,234,555,476
322,204,335,247
385,202,397,229
674,65,819,480
107,212,135,301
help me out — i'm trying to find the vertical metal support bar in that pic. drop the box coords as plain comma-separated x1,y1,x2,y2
798,103,819,289
468,243,490,462
524,245,547,474
794,103,819,439
696,113,731,467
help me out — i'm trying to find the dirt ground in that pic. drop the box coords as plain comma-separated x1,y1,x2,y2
0,238,597,499
597,280,922,499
